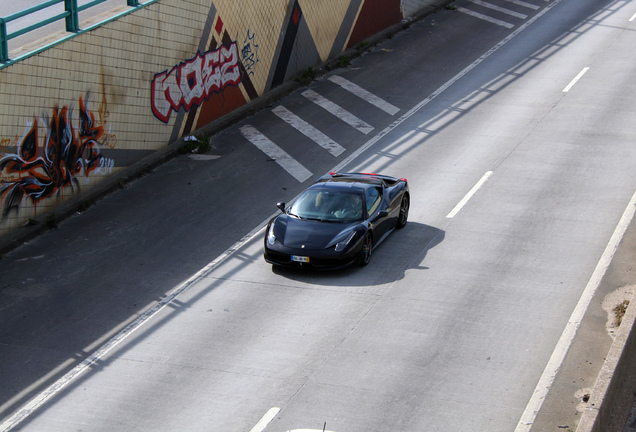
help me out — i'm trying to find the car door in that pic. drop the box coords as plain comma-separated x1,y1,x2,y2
385,183,404,226
365,186,391,245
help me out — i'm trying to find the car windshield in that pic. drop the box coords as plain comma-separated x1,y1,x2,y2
289,189,364,223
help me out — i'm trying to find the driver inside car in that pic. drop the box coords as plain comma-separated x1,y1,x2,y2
332,194,363,220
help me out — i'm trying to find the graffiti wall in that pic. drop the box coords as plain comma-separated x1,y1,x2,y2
0,0,442,237
0,95,114,221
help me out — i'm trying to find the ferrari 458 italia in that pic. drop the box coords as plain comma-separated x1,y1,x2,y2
263,172,409,269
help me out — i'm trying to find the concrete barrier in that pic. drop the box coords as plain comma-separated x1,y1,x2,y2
577,290,636,432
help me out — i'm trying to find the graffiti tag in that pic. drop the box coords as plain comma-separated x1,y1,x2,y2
241,30,259,77
151,42,242,123
0,95,112,218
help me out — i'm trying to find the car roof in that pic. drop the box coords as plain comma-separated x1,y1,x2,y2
310,177,383,193
307,181,366,193
315,172,388,188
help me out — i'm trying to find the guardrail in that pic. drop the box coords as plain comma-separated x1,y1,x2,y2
0,0,142,63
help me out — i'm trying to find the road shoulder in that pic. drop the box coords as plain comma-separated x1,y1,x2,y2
532,211,636,431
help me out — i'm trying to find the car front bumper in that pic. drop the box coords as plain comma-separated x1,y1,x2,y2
263,240,363,270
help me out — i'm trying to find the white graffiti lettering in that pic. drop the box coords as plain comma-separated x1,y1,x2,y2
81,156,114,176
151,42,241,123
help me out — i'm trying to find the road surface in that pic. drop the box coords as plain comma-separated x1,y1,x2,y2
1,0,636,431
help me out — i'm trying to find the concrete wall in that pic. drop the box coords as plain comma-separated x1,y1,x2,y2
576,289,636,432
0,0,444,238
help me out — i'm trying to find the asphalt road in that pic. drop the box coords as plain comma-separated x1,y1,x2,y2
2,0,636,431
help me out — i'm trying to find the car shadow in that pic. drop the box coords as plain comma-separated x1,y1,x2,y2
271,221,445,286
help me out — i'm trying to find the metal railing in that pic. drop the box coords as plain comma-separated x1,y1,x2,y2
0,0,142,63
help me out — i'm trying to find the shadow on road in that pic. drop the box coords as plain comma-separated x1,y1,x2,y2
270,222,445,286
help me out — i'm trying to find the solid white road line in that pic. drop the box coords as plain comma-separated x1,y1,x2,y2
468,0,528,18
446,171,493,218
328,75,400,115
630,11,636,21
457,7,516,28
240,125,313,183
0,219,275,432
1,1,565,429
272,106,346,157
563,67,589,92
302,89,374,134
515,189,636,431
250,407,280,432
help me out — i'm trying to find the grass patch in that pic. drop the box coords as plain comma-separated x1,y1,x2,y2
181,131,212,154
614,300,630,326
355,42,369,53
296,66,317,85
337,55,351,68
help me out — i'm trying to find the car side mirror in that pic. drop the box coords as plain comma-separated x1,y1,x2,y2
372,210,389,221
277,202,286,212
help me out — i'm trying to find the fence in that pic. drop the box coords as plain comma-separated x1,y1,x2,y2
0,0,146,63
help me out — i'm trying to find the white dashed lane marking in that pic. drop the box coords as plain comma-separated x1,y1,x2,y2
563,67,589,93
446,171,493,218
249,408,280,432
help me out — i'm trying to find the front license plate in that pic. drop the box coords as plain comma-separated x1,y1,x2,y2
291,255,310,263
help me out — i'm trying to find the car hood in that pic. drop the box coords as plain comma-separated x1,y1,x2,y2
274,215,358,249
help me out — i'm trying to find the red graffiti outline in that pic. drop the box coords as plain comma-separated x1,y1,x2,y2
151,42,242,123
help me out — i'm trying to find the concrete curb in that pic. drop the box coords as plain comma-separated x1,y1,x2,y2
577,290,636,432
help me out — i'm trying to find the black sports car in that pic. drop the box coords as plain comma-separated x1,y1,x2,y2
264,172,409,269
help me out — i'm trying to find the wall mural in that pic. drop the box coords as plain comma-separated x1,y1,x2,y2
151,42,242,123
0,94,114,220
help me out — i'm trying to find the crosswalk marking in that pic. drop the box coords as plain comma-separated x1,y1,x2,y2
457,6,515,28
328,75,400,115
239,125,312,183
467,0,528,18
302,89,374,134
504,0,540,10
271,106,345,157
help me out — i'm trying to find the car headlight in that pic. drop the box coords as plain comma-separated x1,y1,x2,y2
267,224,278,246
334,231,357,252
